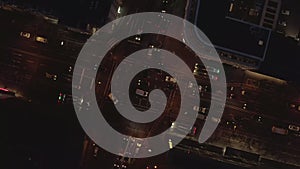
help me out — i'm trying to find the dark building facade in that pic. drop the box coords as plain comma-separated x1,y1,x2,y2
1,0,113,30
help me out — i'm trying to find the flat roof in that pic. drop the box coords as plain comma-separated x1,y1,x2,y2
195,0,271,60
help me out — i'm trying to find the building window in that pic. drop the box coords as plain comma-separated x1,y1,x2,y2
263,23,273,29
265,13,275,19
266,7,276,13
264,18,274,24
267,1,278,8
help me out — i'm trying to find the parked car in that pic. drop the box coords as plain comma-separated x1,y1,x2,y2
288,124,300,132
109,93,119,104
272,126,288,135
135,89,149,97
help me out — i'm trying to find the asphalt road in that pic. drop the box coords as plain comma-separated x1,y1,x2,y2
1,1,300,169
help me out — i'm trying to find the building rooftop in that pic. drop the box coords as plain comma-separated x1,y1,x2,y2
196,0,270,61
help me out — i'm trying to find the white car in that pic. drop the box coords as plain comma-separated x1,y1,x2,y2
211,117,221,123
20,31,31,38
165,76,176,83
288,124,300,132
108,93,119,104
193,105,200,112
35,36,48,43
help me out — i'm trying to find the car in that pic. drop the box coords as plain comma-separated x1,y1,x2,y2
210,74,218,81
147,44,161,56
281,10,290,15
229,93,234,99
20,31,31,38
113,156,131,169
199,107,209,115
272,126,288,135
165,76,176,83
135,89,149,97
170,122,192,133
161,0,168,13
194,69,219,81
292,132,300,137
109,93,119,104
113,162,127,169
193,63,219,80
193,105,200,112
0,88,15,97
242,103,247,110
193,105,209,115
92,145,99,157
253,114,263,124
188,81,194,88
128,34,142,45
278,21,287,27
206,65,220,74
57,92,74,104
226,120,237,130
45,72,58,81
146,165,158,169
211,117,221,123
288,124,300,132
135,35,141,41
190,126,197,136
61,73,72,82
35,36,48,43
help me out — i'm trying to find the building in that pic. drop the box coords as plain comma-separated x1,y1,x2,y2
1,0,113,32
107,0,124,22
193,0,271,70
76,0,113,32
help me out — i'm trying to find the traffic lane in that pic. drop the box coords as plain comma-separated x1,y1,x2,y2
96,51,298,148
169,91,296,146
84,36,298,129
174,119,300,163
91,37,300,169
0,49,75,98
86,19,300,155
83,142,131,169
212,82,296,125
85,139,176,169
169,145,249,169
226,86,296,124
201,108,300,153
5,32,81,61
99,97,173,138
89,88,300,168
